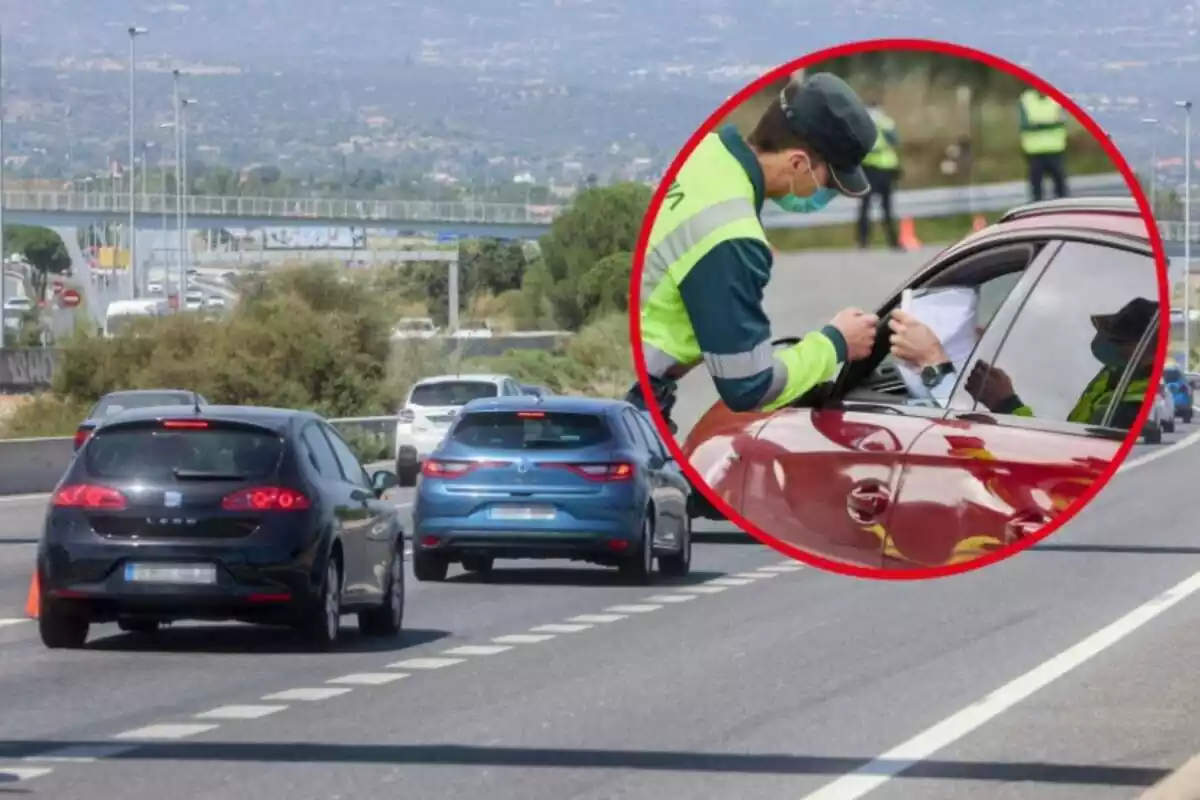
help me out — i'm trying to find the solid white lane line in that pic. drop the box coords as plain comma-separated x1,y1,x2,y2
261,687,351,702
531,623,593,634
799,569,1200,800
25,744,135,763
194,704,288,720
387,656,465,670
645,594,697,603
605,604,662,613
442,644,512,656
0,618,28,628
327,672,409,686
567,614,626,623
0,766,53,780
492,633,556,644
113,723,220,740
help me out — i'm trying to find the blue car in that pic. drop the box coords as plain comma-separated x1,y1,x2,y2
411,395,692,584
1163,367,1195,423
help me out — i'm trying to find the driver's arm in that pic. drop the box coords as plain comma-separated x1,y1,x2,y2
677,238,848,413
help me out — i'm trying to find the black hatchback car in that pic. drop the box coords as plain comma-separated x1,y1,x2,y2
37,404,406,650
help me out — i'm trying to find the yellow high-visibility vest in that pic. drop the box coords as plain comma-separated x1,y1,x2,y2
1019,90,1068,155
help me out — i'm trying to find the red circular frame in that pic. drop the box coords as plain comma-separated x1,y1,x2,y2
627,36,1170,581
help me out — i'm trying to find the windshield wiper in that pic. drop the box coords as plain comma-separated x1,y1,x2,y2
172,469,247,481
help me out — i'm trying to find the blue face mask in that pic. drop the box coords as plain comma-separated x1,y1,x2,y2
1090,334,1125,369
773,187,837,214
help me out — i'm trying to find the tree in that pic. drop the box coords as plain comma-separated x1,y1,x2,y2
576,250,632,319
5,226,70,301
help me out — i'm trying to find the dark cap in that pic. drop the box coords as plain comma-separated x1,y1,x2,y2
779,72,877,198
1090,297,1158,343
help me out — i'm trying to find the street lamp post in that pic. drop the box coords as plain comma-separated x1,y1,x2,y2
127,25,147,299
171,69,183,302
0,24,7,349
1178,100,1193,372
180,98,195,303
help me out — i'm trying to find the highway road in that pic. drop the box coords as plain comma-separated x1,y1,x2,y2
0,248,1196,798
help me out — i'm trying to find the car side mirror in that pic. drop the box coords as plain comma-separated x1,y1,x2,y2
371,469,399,496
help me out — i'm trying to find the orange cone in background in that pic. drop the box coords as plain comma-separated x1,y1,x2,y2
972,214,987,232
898,218,921,251
24,572,40,619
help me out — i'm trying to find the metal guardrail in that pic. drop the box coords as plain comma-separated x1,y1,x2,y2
0,173,1131,230
0,414,404,497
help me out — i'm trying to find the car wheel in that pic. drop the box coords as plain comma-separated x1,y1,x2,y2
1164,421,1176,433
396,461,419,487
300,557,342,651
1184,409,1194,424
38,599,89,649
358,548,405,636
1145,426,1163,445
413,550,449,582
461,555,494,574
118,619,161,635
658,516,692,578
618,515,655,585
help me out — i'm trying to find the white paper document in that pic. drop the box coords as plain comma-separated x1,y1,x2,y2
894,286,981,404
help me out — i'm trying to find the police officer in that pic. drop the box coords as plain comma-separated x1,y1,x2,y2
856,93,902,251
630,72,881,429
966,297,1157,427
1019,87,1070,202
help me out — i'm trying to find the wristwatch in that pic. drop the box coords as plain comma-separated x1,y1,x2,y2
920,361,955,389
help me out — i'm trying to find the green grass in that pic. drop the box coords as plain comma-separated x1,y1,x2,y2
768,211,1006,251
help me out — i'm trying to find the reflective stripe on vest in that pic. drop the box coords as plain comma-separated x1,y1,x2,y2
861,109,899,170
640,133,770,380
1020,90,1067,155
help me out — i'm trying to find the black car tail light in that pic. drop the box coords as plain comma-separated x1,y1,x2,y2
53,483,128,510
220,486,311,511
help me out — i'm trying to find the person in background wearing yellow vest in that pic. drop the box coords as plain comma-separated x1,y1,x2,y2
965,297,1157,428
629,73,881,430
856,92,903,251
1018,88,1070,202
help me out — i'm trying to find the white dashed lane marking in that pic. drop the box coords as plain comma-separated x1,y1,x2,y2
758,564,803,572
676,585,727,594
261,687,351,702
0,618,28,629
442,644,513,657
492,633,556,644
737,571,777,579
113,723,220,740
645,594,697,603
531,623,593,633
0,766,54,781
327,672,409,686
25,744,134,763
568,613,626,623
706,577,755,586
605,603,662,613
388,656,465,670
194,705,288,720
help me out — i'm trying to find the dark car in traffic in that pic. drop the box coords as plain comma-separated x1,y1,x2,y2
74,389,209,451
411,395,692,584
37,404,406,650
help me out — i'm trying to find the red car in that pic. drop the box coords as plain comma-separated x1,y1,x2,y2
677,196,1163,571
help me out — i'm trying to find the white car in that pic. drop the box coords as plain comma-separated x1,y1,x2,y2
391,316,439,340
393,373,526,485
452,320,494,338
146,282,164,295
184,289,206,311
1144,383,1174,444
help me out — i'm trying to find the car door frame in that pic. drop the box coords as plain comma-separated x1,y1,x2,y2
616,407,667,541
296,419,360,596
627,407,689,551
318,420,399,604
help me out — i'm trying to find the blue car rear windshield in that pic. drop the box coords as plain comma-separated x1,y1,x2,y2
83,427,283,480
89,392,195,419
450,411,611,449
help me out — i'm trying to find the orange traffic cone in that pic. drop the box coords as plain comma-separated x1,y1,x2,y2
972,214,987,232
898,218,922,251
24,572,40,619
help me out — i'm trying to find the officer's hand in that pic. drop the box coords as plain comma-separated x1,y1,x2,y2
829,307,879,361
888,310,949,367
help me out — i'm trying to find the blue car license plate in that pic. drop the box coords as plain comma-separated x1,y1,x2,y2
124,563,217,585
488,505,556,521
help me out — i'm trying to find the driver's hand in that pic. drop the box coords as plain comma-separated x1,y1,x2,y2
828,307,878,362
966,361,1014,408
888,310,949,368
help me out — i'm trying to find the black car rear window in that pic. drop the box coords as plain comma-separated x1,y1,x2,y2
450,411,610,450
90,393,195,419
409,381,498,406
83,427,283,480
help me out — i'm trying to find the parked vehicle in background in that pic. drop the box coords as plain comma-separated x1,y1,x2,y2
452,319,494,338
184,289,206,312
1163,366,1195,423
104,299,168,338
75,389,209,451
393,373,526,486
520,384,554,398
391,317,439,340
411,395,692,584
38,404,406,650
